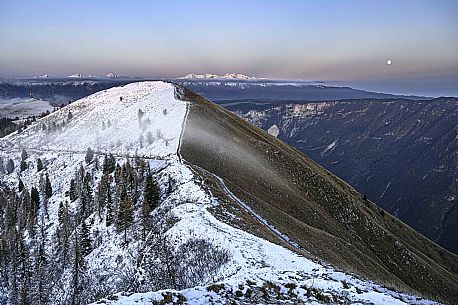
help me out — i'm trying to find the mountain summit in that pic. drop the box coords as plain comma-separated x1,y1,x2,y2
182,73,256,80
0,82,457,304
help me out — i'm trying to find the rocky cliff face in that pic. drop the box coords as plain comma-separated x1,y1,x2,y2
233,98,458,254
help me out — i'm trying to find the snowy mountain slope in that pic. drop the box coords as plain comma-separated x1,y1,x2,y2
1,82,186,158
0,82,452,305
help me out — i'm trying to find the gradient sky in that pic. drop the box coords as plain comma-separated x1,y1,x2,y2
1,0,457,96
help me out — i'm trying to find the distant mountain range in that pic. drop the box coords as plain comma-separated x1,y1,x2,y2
0,78,428,106
177,79,429,101
181,73,257,80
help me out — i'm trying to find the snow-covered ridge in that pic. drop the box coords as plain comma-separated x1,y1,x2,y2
1,81,187,158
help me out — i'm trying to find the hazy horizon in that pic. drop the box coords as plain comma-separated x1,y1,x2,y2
1,0,457,96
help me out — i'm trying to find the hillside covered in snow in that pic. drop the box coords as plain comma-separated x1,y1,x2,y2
0,82,456,304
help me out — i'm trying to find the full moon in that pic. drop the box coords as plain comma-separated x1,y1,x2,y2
386,59,392,65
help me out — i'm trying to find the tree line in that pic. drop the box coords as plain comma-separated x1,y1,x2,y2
0,150,229,304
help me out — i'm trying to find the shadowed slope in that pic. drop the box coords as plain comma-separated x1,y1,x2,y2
178,87,458,304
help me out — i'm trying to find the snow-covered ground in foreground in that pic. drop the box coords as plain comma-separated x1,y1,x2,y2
0,97,54,119
0,81,438,304
0,81,186,158
91,163,437,305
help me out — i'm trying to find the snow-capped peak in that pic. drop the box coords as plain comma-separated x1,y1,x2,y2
34,74,49,79
67,73,84,78
106,72,121,78
182,73,256,80
67,73,98,78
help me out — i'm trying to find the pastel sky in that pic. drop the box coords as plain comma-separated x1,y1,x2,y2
1,0,457,96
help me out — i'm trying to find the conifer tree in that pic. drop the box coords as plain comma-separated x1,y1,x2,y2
141,200,151,239
167,174,173,195
45,174,52,199
21,148,28,161
70,233,81,305
18,179,24,192
144,175,160,211
6,158,14,174
36,158,43,172
69,178,77,202
85,147,94,164
80,222,92,257
57,201,70,265
82,172,93,218
0,157,5,174
31,215,50,305
31,187,40,211
20,160,27,172
117,195,133,244
17,235,32,305
106,186,114,227
108,154,116,174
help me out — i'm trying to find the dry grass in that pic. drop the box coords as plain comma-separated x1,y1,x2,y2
178,86,458,304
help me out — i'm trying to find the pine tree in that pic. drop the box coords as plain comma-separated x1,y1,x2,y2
20,160,27,172
102,155,109,173
82,172,93,218
21,148,28,161
70,233,81,305
57,201,70,265
17,234,32,305
44,174,52,199
18,179,24,192
18,188,31,231
103,154,116,174
69,178,77,202
106,186,114,227
141,200,151,239
31,187,40,211
167,174,173,195
96,174,110,221
138,109,144,120
94,156,100,170
117,195,133,244
144,175,160,210
85,147,94,164
0,157,5,174
13,231,32,304
31,215,50,305
6,158,14,174
36,158,43,172
80,222,92,257
24,188,37,237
